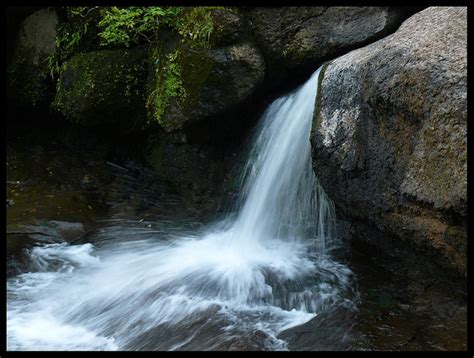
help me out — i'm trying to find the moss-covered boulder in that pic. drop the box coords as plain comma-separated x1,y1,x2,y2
7,8,58,108
147,39,265,132
53,48,148,130
311,7,467,275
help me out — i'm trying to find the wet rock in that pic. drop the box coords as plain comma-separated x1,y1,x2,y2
7,233,37,276
278,304,360,351
8,221,86,246
311,7,467,275
346,237,467,351
39,220,85,240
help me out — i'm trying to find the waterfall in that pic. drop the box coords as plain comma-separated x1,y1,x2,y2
231,68,336,252
7,68,353,351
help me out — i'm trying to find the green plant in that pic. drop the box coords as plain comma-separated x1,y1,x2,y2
147,48,187,125
48,6,99,79
49,6,227,124
175,7,219,47
97,7,182,47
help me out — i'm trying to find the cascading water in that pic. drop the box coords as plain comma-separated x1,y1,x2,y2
7,68,354,351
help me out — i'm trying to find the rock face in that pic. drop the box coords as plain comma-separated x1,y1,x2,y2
145,132,233,212
311,7,467,275
7,8,58,107
7,6,416,135
53,48,148,129
211,9,244,47
246,7,418,86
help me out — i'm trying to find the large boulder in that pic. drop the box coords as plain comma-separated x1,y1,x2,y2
245,7,419,86
146,34,265,133
53,48,148,130
7,8,58,108
311,7,467,275
6,7,42,65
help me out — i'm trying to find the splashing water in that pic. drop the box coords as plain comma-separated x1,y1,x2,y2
7,68,354,351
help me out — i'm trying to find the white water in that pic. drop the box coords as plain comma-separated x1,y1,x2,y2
7,68,353,351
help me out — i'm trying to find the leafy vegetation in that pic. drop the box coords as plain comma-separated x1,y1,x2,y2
49,6,226,125
175,7,217,47
48,6,223,76
147,48,187,126
97,7,182,47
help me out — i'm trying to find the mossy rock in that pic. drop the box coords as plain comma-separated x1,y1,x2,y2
147,40,265,132
53,47,148,130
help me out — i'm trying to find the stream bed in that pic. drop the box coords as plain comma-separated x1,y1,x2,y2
6,138,467,351
6,73,467,351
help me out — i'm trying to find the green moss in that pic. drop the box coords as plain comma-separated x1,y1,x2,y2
146,40,215,131
53,48,147,127
176,7,220,47
147,46,186,127
49,6,224,130
179,48,215,112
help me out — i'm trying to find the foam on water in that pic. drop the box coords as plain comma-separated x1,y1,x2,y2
7,68,354,351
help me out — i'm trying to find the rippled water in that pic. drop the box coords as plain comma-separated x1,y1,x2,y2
7,68,355,351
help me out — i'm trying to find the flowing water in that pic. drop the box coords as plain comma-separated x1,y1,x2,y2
7,68,355,351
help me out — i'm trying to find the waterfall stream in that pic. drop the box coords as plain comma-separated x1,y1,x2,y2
7,68,354,351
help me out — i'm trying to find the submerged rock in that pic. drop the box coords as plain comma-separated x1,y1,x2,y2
311,7,467,275
278,304,359,351
22,220,86,241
